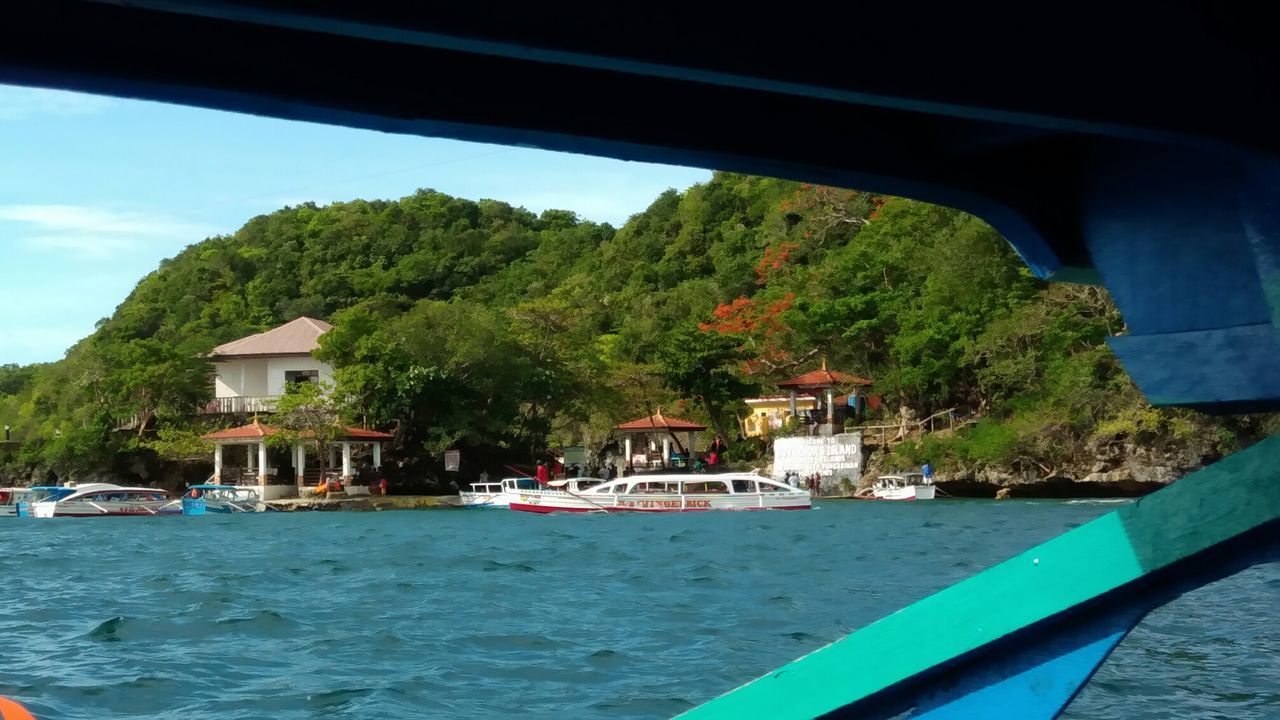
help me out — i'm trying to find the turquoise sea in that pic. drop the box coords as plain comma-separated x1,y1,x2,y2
1,501,1276,719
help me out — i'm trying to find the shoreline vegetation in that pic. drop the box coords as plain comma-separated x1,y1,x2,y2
2,172,1275,497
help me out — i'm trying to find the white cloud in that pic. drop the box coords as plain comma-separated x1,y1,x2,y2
0,85,115,121
0,204,216,261
0,204,211,237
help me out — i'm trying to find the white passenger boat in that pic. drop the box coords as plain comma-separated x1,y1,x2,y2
459,476,602,508
31,484,181,517
508,472,810,513
859,472,936,501
460,477,534,508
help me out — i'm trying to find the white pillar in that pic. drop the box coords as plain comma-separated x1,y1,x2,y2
687,432,696,454
213,443,223,482
247,443,256,472
342,441,352,479
296,444,306,484
258,441,268,486
624,436,632,466
789,389,798,418
662,437,671,465
329,444,337,469
373,442,382,469
826,388,835,425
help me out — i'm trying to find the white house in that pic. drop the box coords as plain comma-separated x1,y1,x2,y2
207,317,334,414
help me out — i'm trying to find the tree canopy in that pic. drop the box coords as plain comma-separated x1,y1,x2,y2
2,174,1267,484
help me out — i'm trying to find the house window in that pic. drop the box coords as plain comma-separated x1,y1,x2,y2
285,370,319,386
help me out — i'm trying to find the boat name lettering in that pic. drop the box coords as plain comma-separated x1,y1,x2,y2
618,498,711,509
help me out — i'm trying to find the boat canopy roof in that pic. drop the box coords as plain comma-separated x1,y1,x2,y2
582,473,798,494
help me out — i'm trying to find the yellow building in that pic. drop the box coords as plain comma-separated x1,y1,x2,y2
742,395,818,437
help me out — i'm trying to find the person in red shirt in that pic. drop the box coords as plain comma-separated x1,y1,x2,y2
535,460,551,485
379,477,388,496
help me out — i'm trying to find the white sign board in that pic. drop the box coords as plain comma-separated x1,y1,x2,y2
561,445,587,466
444,449,461,472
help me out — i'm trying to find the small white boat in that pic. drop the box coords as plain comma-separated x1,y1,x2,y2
459,480,514,508
859,472,936,501
508,472,810,513
32,484,181,517
459,477,602,508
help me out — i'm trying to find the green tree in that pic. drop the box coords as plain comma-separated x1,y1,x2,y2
656,325,756,439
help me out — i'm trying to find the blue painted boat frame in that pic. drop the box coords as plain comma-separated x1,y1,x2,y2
681,436,1280,719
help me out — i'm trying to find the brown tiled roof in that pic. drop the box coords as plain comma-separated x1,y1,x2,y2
202,421,392,442
210,317,333,358
776,368,873,389
615,412,707,432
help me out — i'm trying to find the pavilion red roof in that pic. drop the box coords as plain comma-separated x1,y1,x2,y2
776,367,872,389
615,411,707,432
202,421,392,441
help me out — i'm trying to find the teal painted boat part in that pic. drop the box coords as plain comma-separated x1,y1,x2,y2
679,434,1280,719
182,497,207,516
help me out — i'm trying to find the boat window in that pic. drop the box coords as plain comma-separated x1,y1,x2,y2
612,484,628,494
758,482,786,492
731,479,756,493
683,481,729,494
630,482,671,494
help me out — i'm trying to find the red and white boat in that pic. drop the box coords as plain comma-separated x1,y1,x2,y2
508,472,810,513
32,484,181,517
857,472,936,501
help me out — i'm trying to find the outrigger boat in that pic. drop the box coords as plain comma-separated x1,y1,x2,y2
2,484,121,516
459,477,536,508
508,472,810,513
459,476,604,508
31,484,181,517
1,487,40,517
183,484,270,513
856,472,936,501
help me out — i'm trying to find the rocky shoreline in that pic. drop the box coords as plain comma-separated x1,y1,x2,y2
864,434,1224,499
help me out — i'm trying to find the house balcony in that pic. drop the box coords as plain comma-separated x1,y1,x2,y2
201,395,281,415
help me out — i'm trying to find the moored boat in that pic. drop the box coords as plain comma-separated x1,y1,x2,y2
857,472,936,501
459,477,538,508
31,485,181,517
459,476,602,508
183,484,270,513
508,472,810,513
3,484,122,516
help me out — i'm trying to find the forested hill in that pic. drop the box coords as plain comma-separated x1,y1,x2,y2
0,173,1270,488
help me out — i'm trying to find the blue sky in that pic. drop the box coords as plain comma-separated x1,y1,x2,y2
0,84,712,366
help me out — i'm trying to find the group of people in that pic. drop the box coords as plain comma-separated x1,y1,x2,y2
781,470,823,496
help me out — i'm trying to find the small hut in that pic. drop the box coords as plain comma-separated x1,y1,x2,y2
774,361,873,431
615,411,707,470
202,419,392,498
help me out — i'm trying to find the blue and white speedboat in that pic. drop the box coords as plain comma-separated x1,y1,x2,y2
183,484,270,513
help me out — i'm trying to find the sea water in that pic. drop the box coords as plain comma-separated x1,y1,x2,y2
1,501,1276,719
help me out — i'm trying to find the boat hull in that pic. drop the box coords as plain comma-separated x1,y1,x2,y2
509,490,810,513
866,485,936,501
33,500,182,517
458,492,512,508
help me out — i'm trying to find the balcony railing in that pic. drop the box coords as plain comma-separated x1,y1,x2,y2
201,395,280,415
